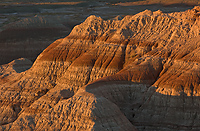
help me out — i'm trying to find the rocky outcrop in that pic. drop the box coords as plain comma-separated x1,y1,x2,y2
0,58,32,126
1,7,200,130
0,58,32,84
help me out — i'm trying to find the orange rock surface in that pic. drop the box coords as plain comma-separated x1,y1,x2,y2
1,6,200,130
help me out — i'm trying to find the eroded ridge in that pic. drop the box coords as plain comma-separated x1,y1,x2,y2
0,7,200,130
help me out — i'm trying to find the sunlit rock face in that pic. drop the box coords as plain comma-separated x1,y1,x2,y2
0,6,200,131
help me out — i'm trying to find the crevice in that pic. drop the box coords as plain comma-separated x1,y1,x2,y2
100,45,119,70
84,59,96,85
122,39,129,69
190,84,194,96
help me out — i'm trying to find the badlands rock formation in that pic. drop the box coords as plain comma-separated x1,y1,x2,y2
0,15,75,65
1,6,200,130
1,0,196,65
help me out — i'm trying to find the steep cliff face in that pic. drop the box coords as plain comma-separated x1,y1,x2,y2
1,7,200,131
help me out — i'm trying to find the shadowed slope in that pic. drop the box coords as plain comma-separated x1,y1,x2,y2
0,16,75,65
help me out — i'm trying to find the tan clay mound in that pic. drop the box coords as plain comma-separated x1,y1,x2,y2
1,6,200,130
